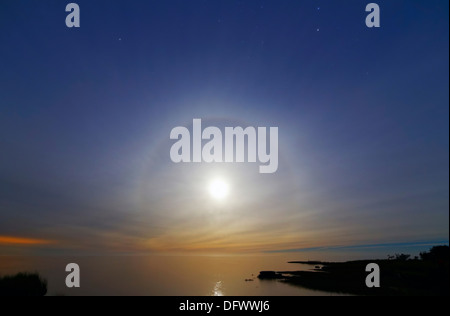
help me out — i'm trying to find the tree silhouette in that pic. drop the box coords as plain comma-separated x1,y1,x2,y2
420,245,449,263
395,253,411,261
0,273,47,296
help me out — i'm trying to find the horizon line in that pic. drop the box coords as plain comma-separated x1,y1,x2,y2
265,240,450,253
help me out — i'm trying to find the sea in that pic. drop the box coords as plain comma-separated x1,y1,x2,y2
0,254,340,296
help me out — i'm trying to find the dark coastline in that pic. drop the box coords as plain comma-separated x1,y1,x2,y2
258,246,449,296
259,260,449,296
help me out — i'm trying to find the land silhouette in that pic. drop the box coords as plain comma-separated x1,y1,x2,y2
0,273,47,296
259,246,449,296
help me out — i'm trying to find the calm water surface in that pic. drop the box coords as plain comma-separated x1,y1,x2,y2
0,255,339,296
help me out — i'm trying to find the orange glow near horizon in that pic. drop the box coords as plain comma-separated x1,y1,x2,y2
0,236,54,246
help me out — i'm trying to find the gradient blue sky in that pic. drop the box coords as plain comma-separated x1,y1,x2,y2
0,0,448,256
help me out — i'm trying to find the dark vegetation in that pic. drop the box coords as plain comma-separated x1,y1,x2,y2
0,273,47,296
259,246,449,296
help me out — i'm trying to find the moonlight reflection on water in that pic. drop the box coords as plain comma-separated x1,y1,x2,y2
212,281,224,296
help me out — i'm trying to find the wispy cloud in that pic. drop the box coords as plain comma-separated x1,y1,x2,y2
0,236,55,246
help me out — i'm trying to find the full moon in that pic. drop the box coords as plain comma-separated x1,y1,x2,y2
209,179,230,200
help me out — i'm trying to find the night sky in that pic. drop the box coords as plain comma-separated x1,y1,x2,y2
0,0,448,256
